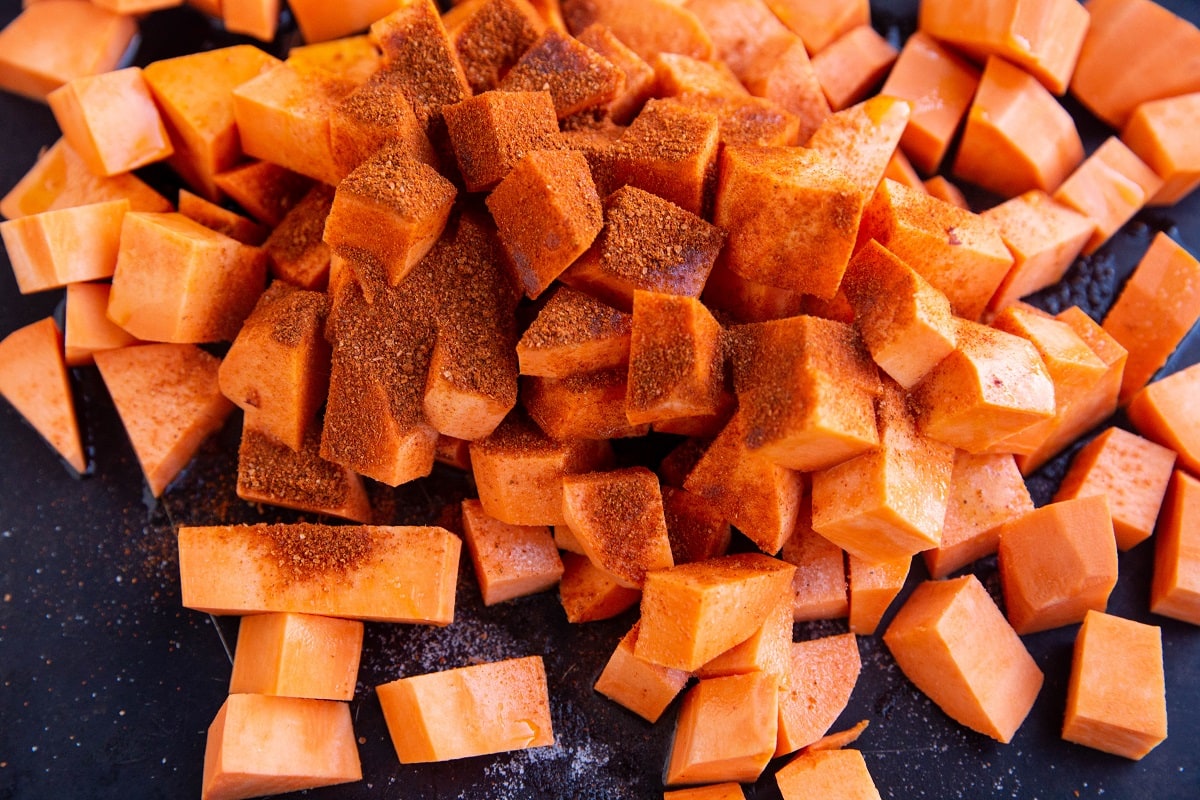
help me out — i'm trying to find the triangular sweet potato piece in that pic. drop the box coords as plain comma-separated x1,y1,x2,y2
0,317,85,473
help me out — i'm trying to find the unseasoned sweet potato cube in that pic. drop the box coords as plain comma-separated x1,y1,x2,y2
923,452,1033,580
0,0,137,104
665,672,779,785
884,149,924,191
444,90,560,192
714,145,862,299
178,191,269,246
221,0,281,42
811,25,896,111
729,315,881,473
575,23,655,124
812,380,955,564
776,633,861,756
0,318,85,473
263,185,335,290
469,411,614,525
329,68,438,180
764,0,867,55
48,67,173,178
213,160,313,227
662,485,730,565
594,622,689,723
558,551,641,622
487,149,602,298
562,0,713,63
229,611,363,701
444,0,546,94
461,498,564,605
561,466,673,588
1,199,128,294
94,344,233,496
218,282,330,451
286,35,383,86
775,748,880,800
108,213,267,344
841,240,956,389
500,28,623,118
562,186,724,311
736,33,830,143
611,98,720,216
1053,137,1163,256
912,318,1055,453
232,62,357,185
143,45,281,201
237,426,372,523
324,145,457,287
860,179,1014,320
288,0,401,43
697,592,791,683
63,282,140,367
781,509,848,622
516,287,631,377
523,368,648,440
626,291,724,427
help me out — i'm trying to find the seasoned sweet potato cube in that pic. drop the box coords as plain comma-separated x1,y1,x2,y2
143,45,281,201
218,282,330,451
237,426,372,523
1,199,128,294
329,68,438,180
923,452,1033,580
860,179,1013,320
461,498,564,605
666,672,779,786
516,287,631,377
48,67,173,178
0,318,85,473
108,212,267,344
781,508,848,622
469,411,614,525
662,485,730,565
736,33,830,143
912,318,1055,453
611,98,720,216
229,612,364,701
63,282,140,367
682,0,790,80
651,392,736,439
775,749,880,800
659,436,709,489
701,259,805,324
323,145,457,287
178,190,269,246
594,622,689,723
213,160,313,227
524,368,648,441
626,291,724,427
232,62,357,185
1053,137,1163,256
812,380,955,564
652,52,746,99
561,466,674,588
562,186,724,311
776,633,861,756
561,0,713,63
500,28,624,118
444,90,560,192
558,551,641,622
263,185,335,290
574,23,655,124
443,0,546,94
715,145,861,299
811,25,897,111
487,149,602,298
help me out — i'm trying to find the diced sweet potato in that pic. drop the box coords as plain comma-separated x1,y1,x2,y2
329,68,438,180
775,748,881,800
558,551,641,622
289,0,402,43
662,485,730,565
805,95,909,199
229,612,364,701
263,185,335,290
179,191,269,246
665,672,779,785
775,632,862,757
499,28,624,118
461,498,564,604
593,622,689,723
0,317,85,473
443,0,546,95
222,0,281,42
664,784,746,800
736,32,829,143
524,367,648,440
611,98,720,217
781,510,848,622
63,282,140,367
237,426,372,523
286,36,383,86
1151,470,1200,624
213,160,313,227
697,592,791,683
1053,137,1163,256
574,23,655,124
847,555,909,635
1,199,128,293
562,0,714,63
763,0,868,55
1128,362,1200,476
515,287,631,378
811,25,896,111
1123,92,1200,205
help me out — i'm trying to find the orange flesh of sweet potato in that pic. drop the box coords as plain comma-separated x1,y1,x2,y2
775,632,861,756
593,622,689,723
0,317,85,472
228,611,364,700
1128,362,1200,476
1151,470,1200,624
665,671,780,785
775,748,881,800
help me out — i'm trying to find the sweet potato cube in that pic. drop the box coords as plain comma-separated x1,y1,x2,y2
469,411,613,525
998,495,1119,635
697,591,791,684
775,748,881,800
1103,232,1200,404
574,23,655,124
805,95,910,198
443,0,545,94
523,368,648,441
0,1,137,104
1123,92,1200,206
329,68,438,180
178,191,269,246
1053,137,1163,256
652,53,746,99
680,0,791,80
884,149,924,191
878,32,979,175
662,485,730,566
847,555,909,635
461,498,564,605
94,344,233,496
911,318,1056,453
444,90,560,192
1151,470,1200,625
923,452,1033,580
143,45,281,201
776,634,861,757
48,67,173,178
701,259,805,325
561,0,713,63
201,694,361,800
811,25,896,111
665,672,779,786
626,292,724,427
229,612,363,700
611,98,720,216
683,412,804,555
213,160,313,227
714,144,861,299
487,148,603,298
288,0,403,43
1062,611,1167,760
563,185,724,311
981,190,1094,313
286,35,382,86
558,551,641,622
674,92,801,149
812,381,955,564
222,0,281,42
377,656,553,762
859,179,1014,320
918,0,1088,95
953,56,1083,198
108,212,267,344
762,0,867,55
0,318,85,473
736,32,829,143
1054,427,1176,552
500,28,624,118
593,622,689,723
883,575,1043,743
1128,362,1200,476
781,513,848,622
263,185,335,290
841,240,957,389
515,287,631,377
63,282,140,367
635,552,795,671
434,434,473,471
237,426,372,523
664,784,746,800
661,437,712,490
1,199,128,293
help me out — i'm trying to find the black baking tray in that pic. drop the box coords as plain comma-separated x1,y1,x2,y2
2,1,1199,798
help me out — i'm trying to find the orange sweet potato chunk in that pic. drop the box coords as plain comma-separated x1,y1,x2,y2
664,784,746,800
94,344,233,496
775,748,881,800
574,23,655,124
1123,92,1200,206
64,282,140,367
1053,137,1163,256
229,612,364,700
1,199,128,293
847,554,909,635
558,551,641,622
376,656,554,762
594,622,689,723
213,160,313,228
811,25,896,111
0,317,85,473
665,672,779,786
697,592,791,684
263,185,335,290
500,27,624,118
662,485,731,565
523,367,648,440
179,190,269,246
443,0,546,95
762,0,868,55
562,0,714,63
461,498,564,604
516,287,632,378
289,0,403,43
781,508,848,622
237,426,372,523
1128,362,1200,476
805,95,910,199
1151,470,1200,625
443,90,561,193
610,98,720,217
776,633,861,756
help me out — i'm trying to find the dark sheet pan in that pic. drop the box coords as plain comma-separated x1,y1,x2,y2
2,1,1199,798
